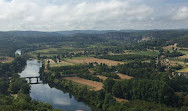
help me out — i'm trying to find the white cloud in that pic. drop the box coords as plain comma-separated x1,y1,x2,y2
0,0,187,31
172,7,188,20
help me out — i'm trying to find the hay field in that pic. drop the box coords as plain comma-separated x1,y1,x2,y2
64,77,103,91
96,75,107,80
95,73,133,81
117,73,133,80
114,97,128,103
178,68,188,73
0,56,14,63
45,59,74,67
65,57,124,66
178,54,188,59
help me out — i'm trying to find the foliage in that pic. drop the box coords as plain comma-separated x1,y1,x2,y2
78,74,103,82
96,54,153,61
50,64,90,75
116,61,167,80
104,79,175,105
163,50,184,57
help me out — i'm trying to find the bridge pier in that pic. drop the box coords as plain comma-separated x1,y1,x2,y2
21,76,44,84
36,77,39,83
29,78,31,83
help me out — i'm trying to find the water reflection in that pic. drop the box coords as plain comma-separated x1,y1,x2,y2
31,84,91,111
19,60,92,111
15,49,21,55
19,60,42,77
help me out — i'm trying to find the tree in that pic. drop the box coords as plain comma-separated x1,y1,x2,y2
37,53,41,60
112,82,122,98
103,78,115,93
54,72,61,78
102,93,115,110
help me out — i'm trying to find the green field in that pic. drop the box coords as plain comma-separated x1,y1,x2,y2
164,49,188,55
29,46,83,58
179,50,188,54
49,61,74,67
177,67,188,72
63,56,88,60
130,50,159,57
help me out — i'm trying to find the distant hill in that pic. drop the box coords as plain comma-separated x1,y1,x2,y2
0,31,62,38
56,30,146,35
0,29,188,56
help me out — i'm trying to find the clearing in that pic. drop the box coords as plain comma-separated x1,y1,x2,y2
64,77,103,91
65,57,124,66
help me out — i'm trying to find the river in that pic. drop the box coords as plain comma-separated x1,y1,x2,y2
19,60,94,111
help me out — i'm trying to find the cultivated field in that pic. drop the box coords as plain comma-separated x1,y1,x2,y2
163,44,178,50
131,50,159,57
108,50,159,57
29,46,83,58
163,43,188,53
177,68,188,73
179,54,188,59
170,60,188,67
117,73,133,80
65,57,124,66
114,97,128,103
64,77,103,91
50,61,74,67
96,75,107,80
45,59,74,67
108,50,134,55
95,73,133,81
0,56,14,63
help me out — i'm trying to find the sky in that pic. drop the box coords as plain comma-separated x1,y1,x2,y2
0,0,188,31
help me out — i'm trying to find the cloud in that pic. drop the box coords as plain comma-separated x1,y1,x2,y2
0,0,187,31
172,7,188,21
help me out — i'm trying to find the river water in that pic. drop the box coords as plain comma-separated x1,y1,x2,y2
19,60,93,111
